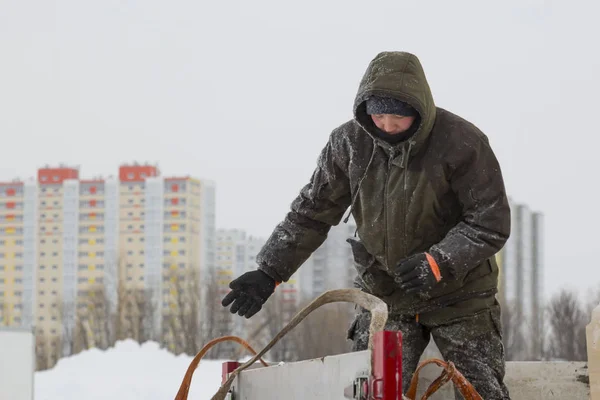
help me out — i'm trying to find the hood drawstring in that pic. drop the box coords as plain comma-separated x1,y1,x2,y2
343,142,376,224
343,139,415,225
403,140,415,169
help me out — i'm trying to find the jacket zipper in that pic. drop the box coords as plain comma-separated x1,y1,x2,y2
401,142,413,258
383,152,394,270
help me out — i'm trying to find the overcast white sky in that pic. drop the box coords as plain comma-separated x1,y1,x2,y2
1,0,598,300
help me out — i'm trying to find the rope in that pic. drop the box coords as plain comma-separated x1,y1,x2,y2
174,335,268,400
174,288,387,400
173,288,482,400
405,358,483,400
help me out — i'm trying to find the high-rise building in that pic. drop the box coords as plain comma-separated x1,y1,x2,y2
0,179,37,331
496,199,544,360
213,230,300,339
0,163,216,363
298,219,357,302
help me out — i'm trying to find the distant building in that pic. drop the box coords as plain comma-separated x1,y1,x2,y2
298,218,358,302
0,163,215,363
496,198,544,360
213,229,300,355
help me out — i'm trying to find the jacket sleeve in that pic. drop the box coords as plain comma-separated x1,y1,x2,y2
256,132,353,283
428,133,511,281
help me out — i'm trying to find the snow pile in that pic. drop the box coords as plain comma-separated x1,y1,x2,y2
35,339,225,400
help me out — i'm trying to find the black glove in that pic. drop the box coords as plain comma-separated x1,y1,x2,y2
221,270,277,318
393,252,442,295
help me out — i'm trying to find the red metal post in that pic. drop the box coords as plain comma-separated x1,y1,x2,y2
221,361,240,384
370,331,403,399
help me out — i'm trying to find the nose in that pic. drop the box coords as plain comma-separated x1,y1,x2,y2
382,122,395,133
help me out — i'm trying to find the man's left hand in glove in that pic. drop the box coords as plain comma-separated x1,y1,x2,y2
393,252,442,295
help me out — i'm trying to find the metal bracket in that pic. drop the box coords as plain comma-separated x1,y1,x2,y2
343,375,369,399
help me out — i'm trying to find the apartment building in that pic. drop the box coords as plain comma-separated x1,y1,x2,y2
0,163,216,361
0,179,36,331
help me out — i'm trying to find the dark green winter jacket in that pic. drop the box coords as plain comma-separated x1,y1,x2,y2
256,51,511,321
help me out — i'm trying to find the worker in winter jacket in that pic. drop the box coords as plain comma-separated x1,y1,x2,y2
221,51,512,399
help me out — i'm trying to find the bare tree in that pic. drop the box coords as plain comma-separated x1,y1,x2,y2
545,289,587,361
57,295,76,358
198,267,236,359
113,252,157,343
163,267,204,356
73,284,113,354
35,334,52,371
114,279,157,344
291,301,353,360
500,300,528,361
0,298,8,327
248,290,299,362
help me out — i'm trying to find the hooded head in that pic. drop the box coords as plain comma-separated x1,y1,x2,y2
353,51,436,150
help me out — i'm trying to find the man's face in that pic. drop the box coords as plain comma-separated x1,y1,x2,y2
371,114,415,135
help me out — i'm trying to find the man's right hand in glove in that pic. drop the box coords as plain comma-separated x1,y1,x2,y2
221,270,277,318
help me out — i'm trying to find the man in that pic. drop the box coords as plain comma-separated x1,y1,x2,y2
221,51,511,399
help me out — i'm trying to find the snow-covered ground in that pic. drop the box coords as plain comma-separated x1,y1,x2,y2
34,340,226,400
